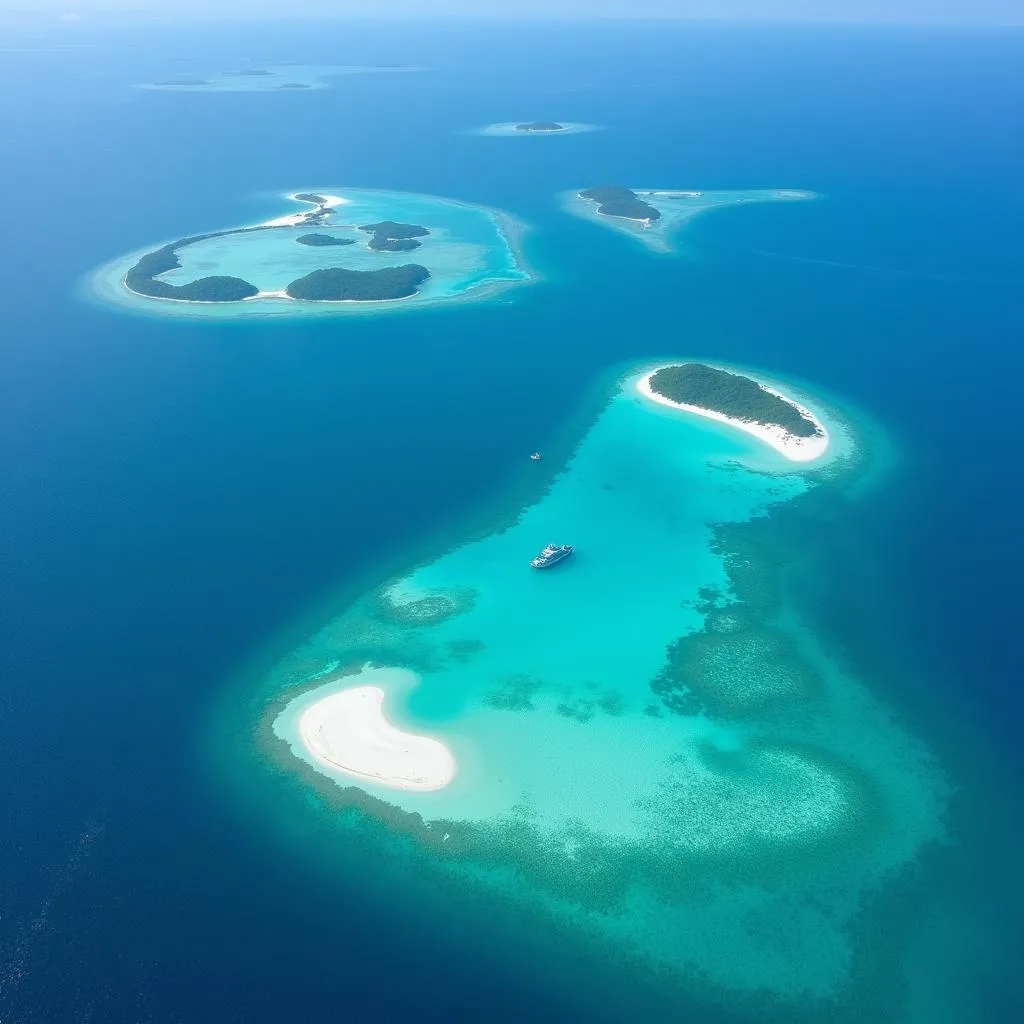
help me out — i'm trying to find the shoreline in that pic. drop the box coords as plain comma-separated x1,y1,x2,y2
635,366,831,462
565,188,819,254
260,192,351,228
297,679,456,792
93,187,536,318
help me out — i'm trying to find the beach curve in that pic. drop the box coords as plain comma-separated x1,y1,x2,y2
298,681,456,792
635,366,830,462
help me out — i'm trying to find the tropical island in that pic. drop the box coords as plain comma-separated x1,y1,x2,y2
224,68,273,77
579,186,662,223
296,233,356,247
154,76,209,88
515,121,566,133
360,221,430,252
476,121,601,137
637,363,829,462
124,230,259,302
285,264,430,301
93,187,532,317
563,186,816,254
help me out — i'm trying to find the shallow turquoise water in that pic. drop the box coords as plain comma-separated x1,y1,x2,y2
562,188,818,253
263,366,946,1005
88,188,530,317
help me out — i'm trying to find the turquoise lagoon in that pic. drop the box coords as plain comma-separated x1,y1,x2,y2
88,189,531,319
562,188,818,253
246,366,948,1015
140,64,423,93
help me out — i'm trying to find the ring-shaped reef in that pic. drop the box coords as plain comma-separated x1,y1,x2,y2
561,186,818,253
88,189,532,319
140,64,425,92
226,362,949,1019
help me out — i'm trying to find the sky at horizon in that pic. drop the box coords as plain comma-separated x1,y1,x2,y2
3,0,1024,27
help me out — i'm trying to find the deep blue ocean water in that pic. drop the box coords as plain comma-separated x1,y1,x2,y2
1,17,1023,1022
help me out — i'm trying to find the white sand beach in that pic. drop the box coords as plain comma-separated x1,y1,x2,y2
261,193,351,228
298,683,456,791
636,367,830,462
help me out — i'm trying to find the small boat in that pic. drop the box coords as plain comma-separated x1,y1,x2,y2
531,543,574,569
530,452,542,461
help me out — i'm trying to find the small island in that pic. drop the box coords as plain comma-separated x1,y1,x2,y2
514,121,566,133
637,363,829,462
476,121,600,137
579,186,661,224
296,233,356,247
360,221,430,252
124,231,259,302
285,264,430,302
277,668,457,791
224,68,273,77
153,76,210,88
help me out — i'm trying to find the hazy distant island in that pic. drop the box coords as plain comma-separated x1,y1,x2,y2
224,68,273,77
154,76,210,87
296,233,356,247
360,221,430,252
278,83,312,90
580,186,661,224
285,264,430,301
124,230,259,302
476,121,601,137
515,121,566,133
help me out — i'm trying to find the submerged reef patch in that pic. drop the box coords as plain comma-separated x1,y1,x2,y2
373,584,478,627
654,620,822,718
231,367,948,1019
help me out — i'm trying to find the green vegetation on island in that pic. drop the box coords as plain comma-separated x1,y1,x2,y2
285,264,430,301
649,364,821,437
580,186,661,223
296,233,356,247
294,193,328,205
360,221,430,252
124,230,259,302
515,121,565,132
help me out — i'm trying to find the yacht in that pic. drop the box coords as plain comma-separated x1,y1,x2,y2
531,543,573,569
530,452,542,461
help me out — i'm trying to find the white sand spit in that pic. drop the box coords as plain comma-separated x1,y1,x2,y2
299,685,456,791
636,367,830,462
261,193,351,227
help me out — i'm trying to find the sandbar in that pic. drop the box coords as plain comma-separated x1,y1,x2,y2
298,683,456,791
635,367,830,462
261,193,351,228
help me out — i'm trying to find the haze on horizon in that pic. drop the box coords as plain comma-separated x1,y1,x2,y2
6,0,1024,26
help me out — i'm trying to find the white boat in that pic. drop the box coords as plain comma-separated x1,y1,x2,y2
531,543,573,569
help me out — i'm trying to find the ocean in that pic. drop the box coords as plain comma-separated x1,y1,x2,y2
1,16,1022,1023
